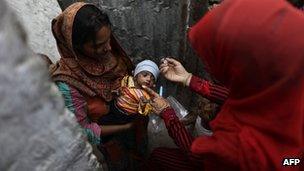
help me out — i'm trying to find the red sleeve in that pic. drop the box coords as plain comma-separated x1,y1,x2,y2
161,108,194,153
189,75,229,104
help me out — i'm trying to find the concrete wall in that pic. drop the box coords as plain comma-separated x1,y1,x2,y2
0,0,102,170
7,0,61,62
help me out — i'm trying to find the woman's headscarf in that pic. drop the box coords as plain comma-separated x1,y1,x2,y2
50,2,134,101
189,0,304,170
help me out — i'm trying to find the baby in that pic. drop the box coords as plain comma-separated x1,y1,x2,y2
100,60,159,125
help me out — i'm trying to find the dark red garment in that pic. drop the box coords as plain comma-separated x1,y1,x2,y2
189,75,229,104
188,0,304,170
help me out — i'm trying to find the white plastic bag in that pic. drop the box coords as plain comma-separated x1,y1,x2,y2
166,96,189,119
149,113,162,133
195,117,213,136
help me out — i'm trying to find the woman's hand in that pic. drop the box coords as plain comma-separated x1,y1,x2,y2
160,58,192,86
142,85,170,115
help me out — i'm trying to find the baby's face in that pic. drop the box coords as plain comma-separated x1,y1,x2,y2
135,71,155,88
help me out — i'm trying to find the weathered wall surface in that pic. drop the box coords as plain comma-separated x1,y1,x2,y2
6,0,61,62
0,0,102,170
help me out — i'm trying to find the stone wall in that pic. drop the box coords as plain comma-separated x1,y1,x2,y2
0,0,102,170
6,0,61,62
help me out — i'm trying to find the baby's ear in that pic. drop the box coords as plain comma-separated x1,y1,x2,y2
153,84,156,88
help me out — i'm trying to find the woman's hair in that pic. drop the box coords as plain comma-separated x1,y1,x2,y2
287,0,304,8
208,0,222,6
72,5,111,53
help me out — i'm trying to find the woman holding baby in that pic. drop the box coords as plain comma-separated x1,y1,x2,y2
49,2,153,170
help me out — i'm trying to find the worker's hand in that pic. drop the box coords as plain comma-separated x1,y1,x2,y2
142,85,170,115
160,58,192,86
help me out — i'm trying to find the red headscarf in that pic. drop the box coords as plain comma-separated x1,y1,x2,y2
189,0,304,170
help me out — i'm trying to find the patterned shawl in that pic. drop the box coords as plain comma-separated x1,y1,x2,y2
50,2,134,101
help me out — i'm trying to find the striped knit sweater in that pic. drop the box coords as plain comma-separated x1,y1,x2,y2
116,76,152,116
